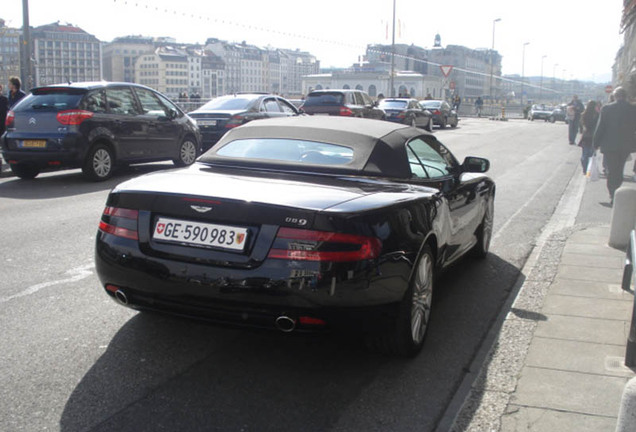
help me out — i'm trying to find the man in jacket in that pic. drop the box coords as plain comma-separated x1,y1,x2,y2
593,87,636,204
567,95,584,144
8,76,26,108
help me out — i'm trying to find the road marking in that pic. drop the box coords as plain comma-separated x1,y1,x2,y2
0,262,94,303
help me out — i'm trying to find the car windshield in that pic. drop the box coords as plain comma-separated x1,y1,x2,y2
419,101,441,109
199,97,255,111
215,138,353,165
13,92,83,112
303,93,345,106
379,100,408,109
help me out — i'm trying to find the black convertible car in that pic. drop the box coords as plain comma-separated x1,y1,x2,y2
95,116,494,357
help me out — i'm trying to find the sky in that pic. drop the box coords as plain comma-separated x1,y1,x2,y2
1,0,626,83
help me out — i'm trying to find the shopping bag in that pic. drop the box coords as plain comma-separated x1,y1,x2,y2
586,153,600,182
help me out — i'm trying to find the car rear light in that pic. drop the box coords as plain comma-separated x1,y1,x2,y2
268,227,381,262
433,110,441,115
396,112,406,119
298,316,327,326
56,109,94,125
5,110,14,127
338,107,353,116
225,114,245,128
98,206,139,240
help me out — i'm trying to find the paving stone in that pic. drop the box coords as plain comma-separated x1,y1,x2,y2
511,367,628,417
534,315,628,345
541,294,632,321
501,405,617,432
555,264,624,284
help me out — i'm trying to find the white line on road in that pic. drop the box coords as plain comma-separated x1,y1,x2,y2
0,262,95,303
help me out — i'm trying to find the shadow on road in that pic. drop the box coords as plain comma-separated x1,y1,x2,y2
60,252,522,432
0,163,178,200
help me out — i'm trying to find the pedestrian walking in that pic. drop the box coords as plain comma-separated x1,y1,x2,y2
578,100,599,175
475,96,483,117
567,95,584,145
453,94,461,111
593,86,636,205
8,76,26,108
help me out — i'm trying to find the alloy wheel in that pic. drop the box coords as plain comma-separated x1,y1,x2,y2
411,252,433,344
92,148,112,178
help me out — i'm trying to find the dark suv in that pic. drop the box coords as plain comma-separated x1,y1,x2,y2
188,93,299,151
2,82,202,181
300,89,385,119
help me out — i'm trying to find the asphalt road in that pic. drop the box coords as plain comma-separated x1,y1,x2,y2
0,118,593,432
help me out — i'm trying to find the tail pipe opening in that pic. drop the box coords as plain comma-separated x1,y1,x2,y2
275,315,297,332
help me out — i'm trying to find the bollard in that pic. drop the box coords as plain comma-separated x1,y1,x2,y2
609,187,636,249
615,377,636,432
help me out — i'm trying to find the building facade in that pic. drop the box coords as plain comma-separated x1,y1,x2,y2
32,22,101,86
615,0,636,98
102,36,154,83
0,19,21,91
135,46,189,98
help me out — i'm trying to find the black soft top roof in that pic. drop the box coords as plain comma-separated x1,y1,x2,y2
199,116,436,178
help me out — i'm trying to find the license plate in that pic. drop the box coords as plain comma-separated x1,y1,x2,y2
196,120,217,126
153,217,248,251
19,140,47,148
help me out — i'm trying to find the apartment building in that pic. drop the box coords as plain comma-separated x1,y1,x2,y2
0,19,21,91
31,22,101,86
102,36,154,82
135,46,188,98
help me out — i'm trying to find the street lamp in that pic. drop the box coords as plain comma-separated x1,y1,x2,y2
489,18,501,105
539,55,547,103
552,63,559,103
520,42,530,106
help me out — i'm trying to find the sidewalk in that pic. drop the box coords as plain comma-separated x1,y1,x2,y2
451,169,636,432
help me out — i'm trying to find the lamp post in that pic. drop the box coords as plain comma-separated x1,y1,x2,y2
520,42,530,106
552,63,559,103
489,18,501,106
389,0,396,97
539,55,547,103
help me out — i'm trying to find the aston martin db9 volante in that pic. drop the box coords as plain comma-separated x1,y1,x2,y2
95,116,495,357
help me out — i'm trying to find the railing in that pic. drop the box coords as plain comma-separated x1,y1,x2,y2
622,229,636,366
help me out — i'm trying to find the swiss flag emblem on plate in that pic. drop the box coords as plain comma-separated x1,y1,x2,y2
156,223,165,234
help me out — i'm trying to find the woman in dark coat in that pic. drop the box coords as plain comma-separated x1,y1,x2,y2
578,100,599,175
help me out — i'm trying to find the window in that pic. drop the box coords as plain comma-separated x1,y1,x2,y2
134,87,169,116
83,90,106,113
105,87,140,115
278,99,296,114
406,138,457,179
263,98,281,112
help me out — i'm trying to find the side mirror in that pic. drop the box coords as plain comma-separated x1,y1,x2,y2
461,156,490,173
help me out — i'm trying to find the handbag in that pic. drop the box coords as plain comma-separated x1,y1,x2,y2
586,153,601,182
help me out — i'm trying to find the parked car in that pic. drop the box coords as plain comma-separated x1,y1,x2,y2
378,98,433,131
188,93,300,151
528,104,553,121
2,81,201,181
95,116,494,358
418,100,459,128
300,89,385,119
549,104,568,123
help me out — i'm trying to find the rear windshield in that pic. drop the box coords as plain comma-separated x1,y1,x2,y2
214,138,353,165
379,100,408,109
199,97,255,111
12,92,83,112
419,101,441,109
303,93,345,106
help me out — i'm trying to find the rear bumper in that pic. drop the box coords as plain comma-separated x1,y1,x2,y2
2,133,87,168
95,233,411,332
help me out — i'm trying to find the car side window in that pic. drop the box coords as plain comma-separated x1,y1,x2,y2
83,90,106,113
105,88,140,116
153,92,181,118
406,137,456,179
361,92,372,106
263,98,282,113
134,88,169,116
278,99,297,114
353,92,365,105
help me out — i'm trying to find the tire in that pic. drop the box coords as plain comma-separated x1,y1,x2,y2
82,144,114,181
450,116,458,128
425,117,433,132
549,116,555,123
472,193,494,258
410,117,417,127
366,245,434,357
10,163,40,179
440,117,447,128
173,137,198,167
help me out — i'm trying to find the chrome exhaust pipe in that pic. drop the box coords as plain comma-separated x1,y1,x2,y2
114,289,129,305
275,315,296,333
